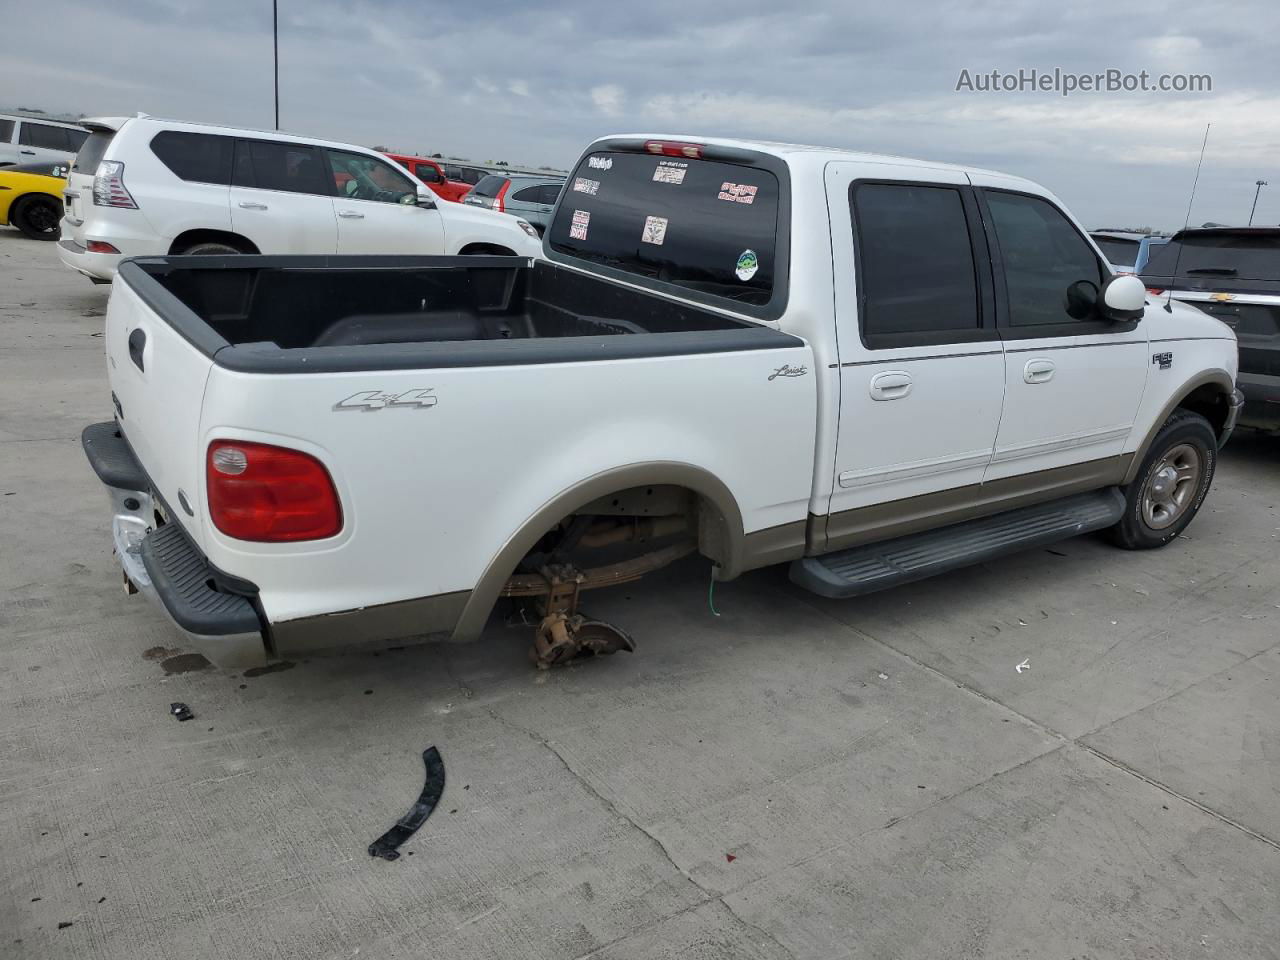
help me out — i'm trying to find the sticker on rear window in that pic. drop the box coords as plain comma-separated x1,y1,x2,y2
570,209,590,241
718,182,758,204
588,156,613,171
572,177,600,196
652,161,687,185
735,249,759,281
641,216,668,245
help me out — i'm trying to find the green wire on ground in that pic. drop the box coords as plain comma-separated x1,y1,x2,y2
708,567,721,617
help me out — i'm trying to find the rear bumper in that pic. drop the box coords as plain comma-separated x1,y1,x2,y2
81,421,269,668
1237,374,1280,432
58,224,154,280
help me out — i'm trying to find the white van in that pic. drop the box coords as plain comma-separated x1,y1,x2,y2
58,116,543,282
0,114,89,167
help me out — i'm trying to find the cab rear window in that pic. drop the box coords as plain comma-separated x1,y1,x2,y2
548,150,781,309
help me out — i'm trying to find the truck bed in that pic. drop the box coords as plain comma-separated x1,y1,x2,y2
121,255,796,373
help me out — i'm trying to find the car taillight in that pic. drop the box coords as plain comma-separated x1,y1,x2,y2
493,179,511,213
86,240,121,254
644,140,704,159
92,160,137,208
1146,287,1165,295
206,440,342,542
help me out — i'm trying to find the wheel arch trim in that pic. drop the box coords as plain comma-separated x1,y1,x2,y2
1124,368,1234,485
450,462,745,641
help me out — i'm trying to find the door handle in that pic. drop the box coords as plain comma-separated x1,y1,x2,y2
20,149,35,155
127,328,146,372
1023,359,1056,384
237,201,268,210
337,210,365,219
869,371,913,401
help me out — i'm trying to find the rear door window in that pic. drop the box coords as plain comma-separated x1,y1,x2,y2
72,130,115,174
150,131,235,184
19,122,78,151
0,119,13,143
233,139,330,196
548,150,782,310
851,182,985,347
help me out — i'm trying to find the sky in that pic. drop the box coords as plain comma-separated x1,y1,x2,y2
3,0,1278,230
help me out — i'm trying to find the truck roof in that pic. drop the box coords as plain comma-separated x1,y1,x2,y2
595,133,1040,191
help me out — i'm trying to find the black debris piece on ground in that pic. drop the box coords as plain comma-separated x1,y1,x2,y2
169,702,194,722
57,922,72,930
368,746,445,862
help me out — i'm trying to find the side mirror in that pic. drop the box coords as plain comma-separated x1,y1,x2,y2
415,187,437,209
1099,273,1146,322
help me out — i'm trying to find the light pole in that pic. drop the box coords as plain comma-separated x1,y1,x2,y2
1248,179,1267,226
271,0,279,130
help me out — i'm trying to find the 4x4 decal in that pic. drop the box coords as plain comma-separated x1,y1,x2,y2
335,388,437,411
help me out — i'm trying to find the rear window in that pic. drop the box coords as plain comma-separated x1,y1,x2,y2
72,131,115,174
0,119,13,143
548,150,781,308
470,175,508,198
151,131,235,184
1143,232,1280,282
1092,236,1140,264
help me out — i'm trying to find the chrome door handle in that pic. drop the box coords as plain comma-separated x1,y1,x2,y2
869,370,913,401
20,149,35,155
238,201,268,210
337,210,365,219
1023,359,1056,384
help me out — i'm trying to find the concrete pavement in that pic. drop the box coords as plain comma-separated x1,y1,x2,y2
2,227,1277,960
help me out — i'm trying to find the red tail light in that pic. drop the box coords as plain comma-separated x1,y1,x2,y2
207,440,342,542
86,240,121,254
644,140,704,159
92,161,137,209
1146,287,1165,295
493,178,511,213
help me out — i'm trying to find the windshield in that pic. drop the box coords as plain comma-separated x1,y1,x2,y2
549,149,780,309
1143,232,1280,282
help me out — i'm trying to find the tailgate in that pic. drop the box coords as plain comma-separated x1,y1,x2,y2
105,276,215,546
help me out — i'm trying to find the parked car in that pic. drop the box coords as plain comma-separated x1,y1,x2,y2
440,162,495,189
1142,226,1279,431
0,161,69,239
57,116,542,283
0,114,88,168
1133,234,1170,274
81,135,1241,670
1089,230,1150,272
464,173,565,234
383,152,472,203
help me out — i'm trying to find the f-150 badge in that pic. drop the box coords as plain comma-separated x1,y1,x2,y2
335,388,437,411
1152,352,1173,370
769,364,808,381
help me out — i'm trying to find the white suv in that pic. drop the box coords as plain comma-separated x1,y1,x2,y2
0,114,89,167
58,116,542,282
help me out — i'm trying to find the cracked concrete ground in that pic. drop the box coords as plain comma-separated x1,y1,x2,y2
2,227,1278,959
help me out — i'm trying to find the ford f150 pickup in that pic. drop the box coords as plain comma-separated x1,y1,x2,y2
82,136,1244,669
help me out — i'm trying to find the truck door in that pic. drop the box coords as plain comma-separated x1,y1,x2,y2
823,162,1006,552
970,177,1148,483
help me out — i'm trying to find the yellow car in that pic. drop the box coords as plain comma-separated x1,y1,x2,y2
0,161,68,240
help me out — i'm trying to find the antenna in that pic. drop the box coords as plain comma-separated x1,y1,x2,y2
1165,123,1211,313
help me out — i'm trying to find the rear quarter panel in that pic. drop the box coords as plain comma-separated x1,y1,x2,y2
197,345,816,628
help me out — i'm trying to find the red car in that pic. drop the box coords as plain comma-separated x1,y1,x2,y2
383,153,472,203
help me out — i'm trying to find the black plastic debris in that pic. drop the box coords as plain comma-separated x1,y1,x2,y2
368,746,445,861
169,702,194,722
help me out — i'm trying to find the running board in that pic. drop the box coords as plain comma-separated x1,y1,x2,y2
790,488,1125,599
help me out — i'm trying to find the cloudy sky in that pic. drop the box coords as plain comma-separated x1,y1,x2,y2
3,0,1278,229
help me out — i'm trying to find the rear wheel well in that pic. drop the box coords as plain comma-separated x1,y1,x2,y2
458,242,516,256
168,230,259,255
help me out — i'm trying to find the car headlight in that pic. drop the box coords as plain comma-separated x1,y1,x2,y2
516,219,539,239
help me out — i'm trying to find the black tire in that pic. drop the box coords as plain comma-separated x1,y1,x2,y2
179,240,242,256
1109,409,1217,550
11,194,61,241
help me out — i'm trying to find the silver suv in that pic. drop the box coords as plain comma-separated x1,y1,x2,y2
463,173,565,235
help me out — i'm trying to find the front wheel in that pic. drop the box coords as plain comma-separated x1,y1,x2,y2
11,195,62,240
1109,410,1217,549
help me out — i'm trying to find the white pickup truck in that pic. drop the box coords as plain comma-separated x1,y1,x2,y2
82,135,1244,669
